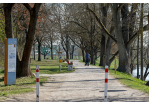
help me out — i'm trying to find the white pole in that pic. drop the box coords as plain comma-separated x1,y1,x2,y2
104,65,108,102
36,65,39,102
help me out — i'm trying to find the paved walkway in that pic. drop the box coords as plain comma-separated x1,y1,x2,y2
3,60,149,102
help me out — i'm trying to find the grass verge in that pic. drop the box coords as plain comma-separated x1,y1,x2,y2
30,59,75,74
0,76,47,97
80,58,149,95
108,69,149,94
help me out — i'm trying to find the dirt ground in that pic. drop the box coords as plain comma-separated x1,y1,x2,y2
1,60,149,102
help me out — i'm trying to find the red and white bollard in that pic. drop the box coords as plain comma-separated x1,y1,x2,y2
104,65,108,102
36,65,39,102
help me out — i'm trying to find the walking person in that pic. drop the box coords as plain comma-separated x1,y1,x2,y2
85,52,90,66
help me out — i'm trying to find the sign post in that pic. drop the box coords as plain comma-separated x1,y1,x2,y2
59,52,62,63
4,38,17,85
59,52,62,72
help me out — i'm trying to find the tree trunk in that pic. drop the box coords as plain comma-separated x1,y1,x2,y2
137,31,140,79
90,26,93,64
4,3,14,38
129,3,137,39
51,41,53,60
140,3,144,80
121,3,129,45
121,3,131,74
90,46,94,64
128,4,136,69
93,49,97,65
65,35,69,59
16,53,22,76
38,42,41,61
72,45,74,59
99,35,105,66
44,54,45,59
66,49,69,59
70,53,72,59
113,3,130,73
33,44,35,60
99,3,108,67
105,37,113,67
20,4,41,76
4,3,41,77
82,49,85,62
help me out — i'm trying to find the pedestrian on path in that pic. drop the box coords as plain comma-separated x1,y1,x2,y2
85,52,90,66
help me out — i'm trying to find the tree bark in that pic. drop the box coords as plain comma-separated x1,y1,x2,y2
66,35,69,59
121,3,131,73
99,35,105,66
121,4,129,44
4,3,14,38
113,3,130,73
72,45,74,59
38,42,41,61
44,54,45,59
129,3,137,39
90,43,93,64
82,49,85,62
20,4,42,76
66,49,69,59
140,3,144,80
105,37,113,67
99,4,108,66
51,40,53,60
33,44,36,60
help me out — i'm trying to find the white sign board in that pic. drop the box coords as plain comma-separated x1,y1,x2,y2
8,44,16,72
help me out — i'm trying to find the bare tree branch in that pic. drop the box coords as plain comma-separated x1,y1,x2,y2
117,3,125,11
69,21,90,33
127,24,148,47
86,7,117,43
23,3,32,11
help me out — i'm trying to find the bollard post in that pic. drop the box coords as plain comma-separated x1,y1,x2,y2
36,65,39,102
104,65,108,102
59,65,61,71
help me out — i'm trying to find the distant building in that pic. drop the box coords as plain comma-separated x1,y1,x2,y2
31,44,58,56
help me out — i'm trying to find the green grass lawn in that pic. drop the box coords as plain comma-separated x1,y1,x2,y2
80,57,149,95
0,75,47,97
0,69,4,77
30,59,75,74
108,69,149,93
0,59,75,99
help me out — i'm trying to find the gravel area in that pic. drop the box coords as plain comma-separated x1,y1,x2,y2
2,60,149,102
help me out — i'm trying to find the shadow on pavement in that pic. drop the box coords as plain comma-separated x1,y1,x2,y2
99,90,127,92
108,97,148,102
45,79,116,84
76,68,104,69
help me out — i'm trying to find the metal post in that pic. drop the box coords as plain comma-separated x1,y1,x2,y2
36,65,39,102
104,65,108,102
